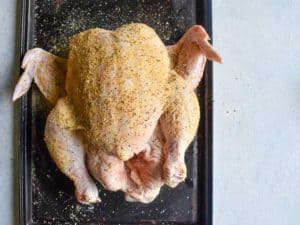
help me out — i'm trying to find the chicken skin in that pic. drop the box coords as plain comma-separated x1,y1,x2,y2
13,23,221,204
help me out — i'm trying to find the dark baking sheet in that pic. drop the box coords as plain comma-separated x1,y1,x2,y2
19,0,213,224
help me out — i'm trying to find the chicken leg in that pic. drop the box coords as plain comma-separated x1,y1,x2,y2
45,97,100,204
162,25,222,187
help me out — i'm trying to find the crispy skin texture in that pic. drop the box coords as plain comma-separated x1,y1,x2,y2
66,24,170,160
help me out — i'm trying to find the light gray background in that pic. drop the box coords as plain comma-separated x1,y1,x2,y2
213,1,300,225
0,0,299,225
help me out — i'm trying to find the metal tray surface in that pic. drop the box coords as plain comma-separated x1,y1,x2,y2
19,0,213,224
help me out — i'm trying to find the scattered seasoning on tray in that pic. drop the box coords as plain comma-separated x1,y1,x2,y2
33,0,193,57
30,0,197,224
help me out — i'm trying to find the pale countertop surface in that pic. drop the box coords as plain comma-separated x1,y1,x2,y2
0,0,299,224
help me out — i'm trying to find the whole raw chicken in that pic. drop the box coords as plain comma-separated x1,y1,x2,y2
13,23,221,204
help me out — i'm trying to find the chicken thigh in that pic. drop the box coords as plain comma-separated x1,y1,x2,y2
13,23,221,204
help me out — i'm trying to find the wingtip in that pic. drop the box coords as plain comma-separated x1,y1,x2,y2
12,90,20,102
207,51,223,64
216,55,223,64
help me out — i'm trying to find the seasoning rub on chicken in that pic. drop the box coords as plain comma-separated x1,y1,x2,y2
13,23,221,204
